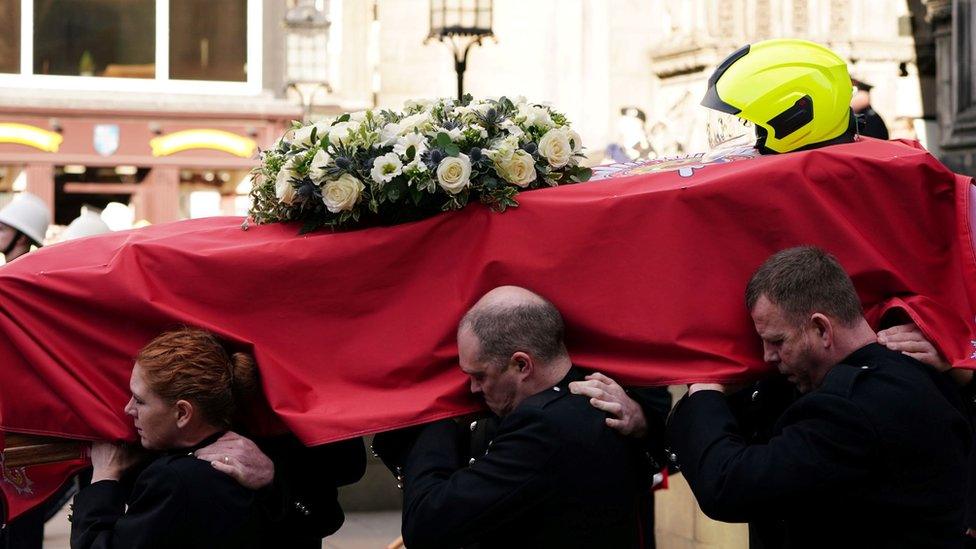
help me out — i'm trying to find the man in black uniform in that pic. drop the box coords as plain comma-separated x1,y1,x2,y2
193,432,365,548
376,285,649,549
668,246,971,547
851,78,889,140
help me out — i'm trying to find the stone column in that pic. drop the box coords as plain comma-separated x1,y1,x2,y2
23,163,55,219
138,167,181,224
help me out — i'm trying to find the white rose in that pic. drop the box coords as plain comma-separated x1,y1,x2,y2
498,150,537,187
322,173,365,213
370,152,403,185
537,128,573,168
328,121,361,146
436,154,472,194
274,157,300,205
517,104,554,130
309,148,332,184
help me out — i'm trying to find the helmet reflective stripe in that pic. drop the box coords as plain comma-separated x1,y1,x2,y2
0,193,51,246
701,39,855,154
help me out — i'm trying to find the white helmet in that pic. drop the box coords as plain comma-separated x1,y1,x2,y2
0,193,51,246
61,210,111,241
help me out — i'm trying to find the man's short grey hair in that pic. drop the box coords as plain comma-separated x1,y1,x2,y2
745,246,863,327
459,295,568,368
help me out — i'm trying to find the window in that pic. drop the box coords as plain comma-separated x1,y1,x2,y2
0,0,260,92
0,0,20,73
169,0,246,82
33,0,155,78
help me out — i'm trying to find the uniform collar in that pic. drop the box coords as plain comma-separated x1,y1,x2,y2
838,342,888,367
555,366,586,390
164,430,226,456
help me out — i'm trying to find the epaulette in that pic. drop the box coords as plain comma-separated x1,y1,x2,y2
819,362,874,398
522,383,571,410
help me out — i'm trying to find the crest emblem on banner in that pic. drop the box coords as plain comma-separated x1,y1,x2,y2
93,124,120,157
1,457,34,496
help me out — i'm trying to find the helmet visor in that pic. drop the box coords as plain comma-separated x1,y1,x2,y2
706,110,756,149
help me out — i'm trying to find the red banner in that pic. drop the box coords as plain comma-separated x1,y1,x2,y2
1,138,975,521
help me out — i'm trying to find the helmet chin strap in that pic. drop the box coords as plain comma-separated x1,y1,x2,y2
2,229,24,257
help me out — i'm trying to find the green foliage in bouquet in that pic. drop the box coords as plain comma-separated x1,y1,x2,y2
248,95,592,232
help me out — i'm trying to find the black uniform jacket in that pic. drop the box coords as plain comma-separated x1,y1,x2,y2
400,367,648,549
668,344,972,549
256,435,365,548
70,433,265,549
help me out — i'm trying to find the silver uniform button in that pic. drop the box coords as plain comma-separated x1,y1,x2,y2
861,366,869,370
669,452,678,462
751,390,760,402
468,457,476,465
553,386,561,391
470,421,478,432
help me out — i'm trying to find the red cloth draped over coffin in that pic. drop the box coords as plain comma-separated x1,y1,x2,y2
2,138,975,522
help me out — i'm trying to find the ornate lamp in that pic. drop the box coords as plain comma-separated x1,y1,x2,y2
284,0,333,120
426,0,495,101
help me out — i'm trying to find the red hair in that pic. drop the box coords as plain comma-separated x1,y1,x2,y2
136,327,258,428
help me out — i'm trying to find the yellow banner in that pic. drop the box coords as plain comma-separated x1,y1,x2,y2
0,123,63,153
150,129,257,158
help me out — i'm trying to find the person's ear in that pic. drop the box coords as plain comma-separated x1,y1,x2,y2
174,399,194,428
510,352,534,379
810,313,834,348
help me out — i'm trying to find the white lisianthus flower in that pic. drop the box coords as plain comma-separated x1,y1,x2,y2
404,98,435,112
380,123,401,146
406,156,428,173
370,152,403,186
487,135,521,164
398,112,431,135
538,128,573,168
565,127,583,153
291,122,328,148
499,119,525,138
328,121,361,146
453,105,475,120
436,154,472,194
498,150,537,187
468,124,489,139
517,104,555,130
472,102,494,116
393,132,429,158
437,126,465,142
322,173,365,213
274,156,301,205
309,148,332,185
348,110,369,122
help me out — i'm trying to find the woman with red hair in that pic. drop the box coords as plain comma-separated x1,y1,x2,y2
70,327,267,548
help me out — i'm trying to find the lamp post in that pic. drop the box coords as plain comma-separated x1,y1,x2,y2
284,0,332,120
426,0,495,101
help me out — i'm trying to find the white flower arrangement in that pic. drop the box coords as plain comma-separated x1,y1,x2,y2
248,96,591,231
